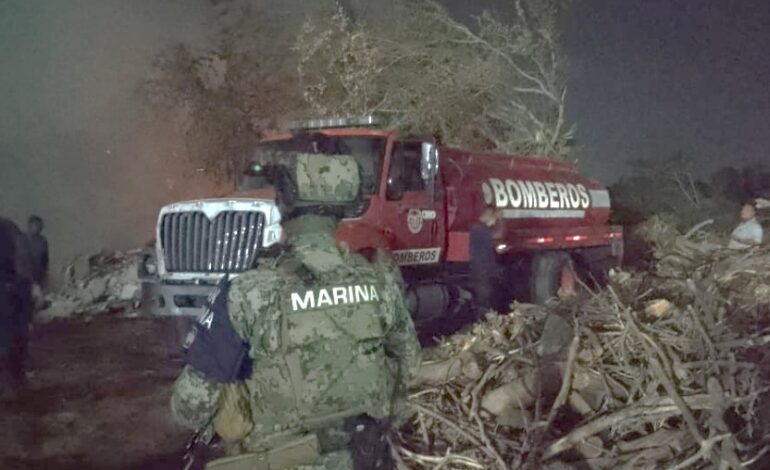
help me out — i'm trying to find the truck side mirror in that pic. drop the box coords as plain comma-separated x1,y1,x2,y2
421,142,439,181
421,142,439,200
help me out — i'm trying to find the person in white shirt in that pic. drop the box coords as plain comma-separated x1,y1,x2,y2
728,203,763,250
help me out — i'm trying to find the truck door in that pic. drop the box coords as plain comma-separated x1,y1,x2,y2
381,140,445,267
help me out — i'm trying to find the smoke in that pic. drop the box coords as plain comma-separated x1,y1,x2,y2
0,0,224,287
0,0,511,290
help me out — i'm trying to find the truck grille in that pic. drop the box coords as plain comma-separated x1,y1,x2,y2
160,211,265,273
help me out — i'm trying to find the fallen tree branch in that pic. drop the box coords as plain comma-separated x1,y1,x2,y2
397,446,485,469
543,394,738,459
669,433,731,470
400,218,770,468
410,403,502,466
684,219,714,238
544,334,579,429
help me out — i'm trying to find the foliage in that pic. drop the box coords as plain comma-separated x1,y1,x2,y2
610,154,749,233
296,0,573,157
142,0,325,178
295,6,383,117
143,0,573,176
399,219,770,468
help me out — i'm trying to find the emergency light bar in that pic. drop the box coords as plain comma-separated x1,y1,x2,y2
288,115,380,131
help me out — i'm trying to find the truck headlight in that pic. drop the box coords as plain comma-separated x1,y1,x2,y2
142,254,157,275
270,206,281,225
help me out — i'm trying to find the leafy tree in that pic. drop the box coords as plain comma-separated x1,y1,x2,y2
143,0,327,177
296,0,572,156
144,0,573,177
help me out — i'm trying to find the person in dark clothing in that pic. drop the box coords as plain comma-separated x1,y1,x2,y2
469,206,500,315
26,215,49,289
0,217,34,395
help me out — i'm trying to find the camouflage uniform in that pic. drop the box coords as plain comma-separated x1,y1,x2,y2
171,154,421,469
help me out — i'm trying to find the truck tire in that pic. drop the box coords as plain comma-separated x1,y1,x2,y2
531,252,575,304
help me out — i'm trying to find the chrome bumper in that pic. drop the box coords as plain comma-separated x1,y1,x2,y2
140,278,217,318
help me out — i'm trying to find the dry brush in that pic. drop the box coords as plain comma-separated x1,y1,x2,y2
397,218,770,469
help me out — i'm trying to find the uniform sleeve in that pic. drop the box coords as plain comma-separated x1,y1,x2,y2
374,250,421,387
228,269,282,352
170,272,270,431
14,233,34,283
384,289,421,387
170,365,222,430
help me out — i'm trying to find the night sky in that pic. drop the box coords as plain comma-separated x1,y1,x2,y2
2,1,769,181
565,0,770,181
364,0,770,181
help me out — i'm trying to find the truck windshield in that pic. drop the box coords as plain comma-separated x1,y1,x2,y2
241,134,387,195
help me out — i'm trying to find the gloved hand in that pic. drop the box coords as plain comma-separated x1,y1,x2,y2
213,383,252,442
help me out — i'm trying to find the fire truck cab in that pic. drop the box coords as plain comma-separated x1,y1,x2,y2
140,116,622,325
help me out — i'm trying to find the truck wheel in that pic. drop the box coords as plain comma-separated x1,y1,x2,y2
531,252,576,304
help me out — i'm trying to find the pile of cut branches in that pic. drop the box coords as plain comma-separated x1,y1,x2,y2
396,218,770,469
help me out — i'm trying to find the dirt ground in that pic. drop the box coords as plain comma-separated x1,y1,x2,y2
0,305,472,470
0,314,191,469
6,307,770,469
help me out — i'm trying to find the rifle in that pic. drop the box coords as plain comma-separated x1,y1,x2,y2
346,353,402,470
182,422,217,470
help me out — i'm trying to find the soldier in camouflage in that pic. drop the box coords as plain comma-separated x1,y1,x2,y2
171,151,421,469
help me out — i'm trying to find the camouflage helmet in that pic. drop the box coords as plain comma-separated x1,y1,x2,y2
292,153,360,203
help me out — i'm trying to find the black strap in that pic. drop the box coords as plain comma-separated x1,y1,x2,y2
345,415,393,470
185,275,252,383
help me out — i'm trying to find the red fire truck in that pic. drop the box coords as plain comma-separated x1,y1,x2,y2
140,117,622,325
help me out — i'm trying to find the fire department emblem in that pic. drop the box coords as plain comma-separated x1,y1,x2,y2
407,209,424,234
